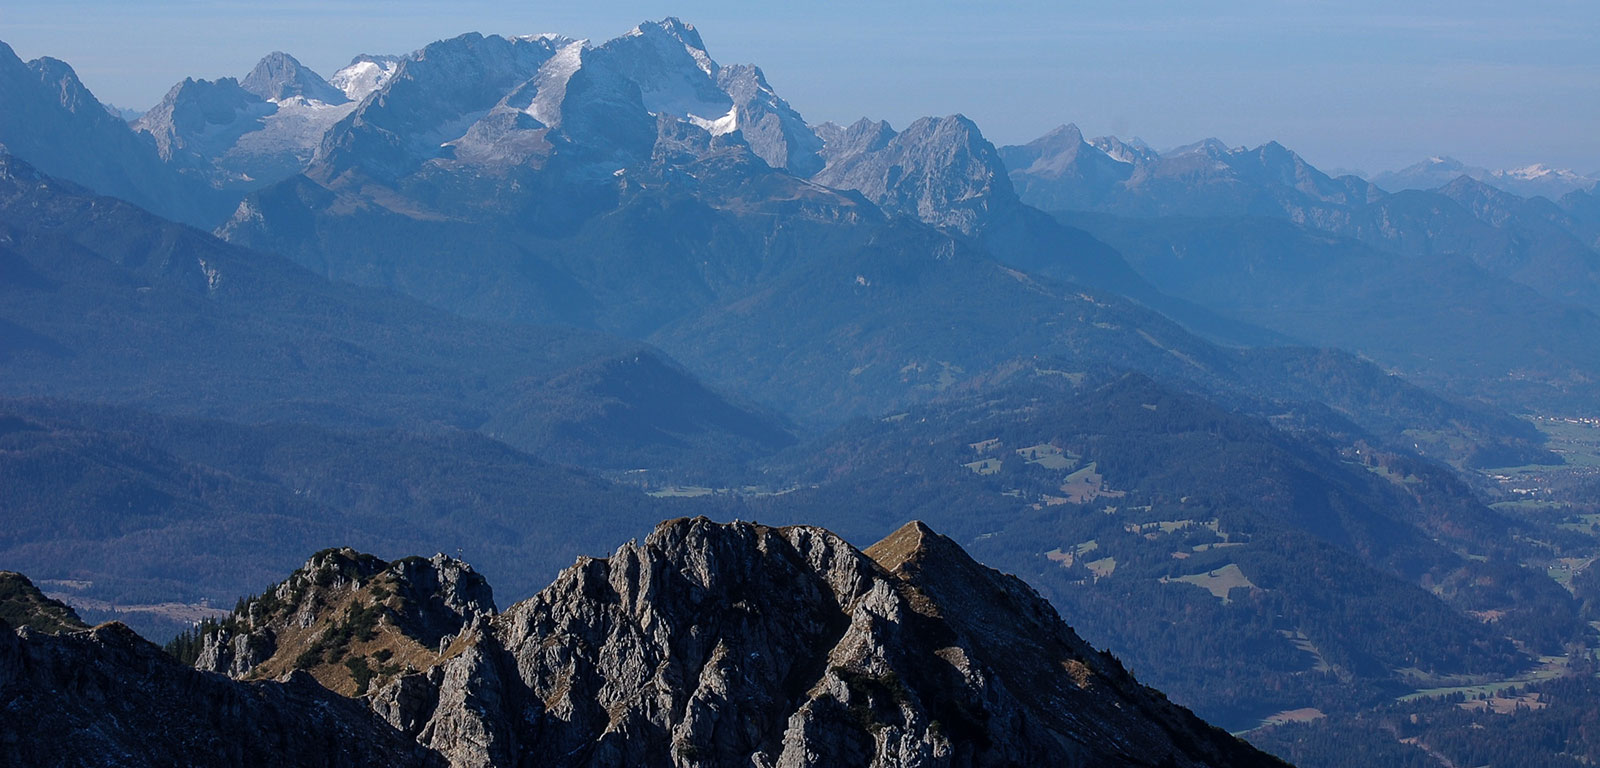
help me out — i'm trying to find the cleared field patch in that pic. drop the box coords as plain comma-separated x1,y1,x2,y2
1545,556,1595,591
1060,462,1126,503
1126,518,1215,536
1033,368,1085,385
1015,443,1077,470
1557,512,1600,533
1262,708,1326,727
1045,540,1099,568
1364,462,1423,487
648,486,717,498
968,437,1001,454
1399,654,1571,703
1136,328,1205,369
1278,629,1332,672
1162,563,1255,603
1236,706,1328,737
963,458,1003,475
1085,556,1117,578
1457,693,1547,714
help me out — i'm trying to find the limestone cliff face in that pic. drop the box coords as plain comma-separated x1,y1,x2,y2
2,519,1284,767
812,115,1017,236
366,518,1285,767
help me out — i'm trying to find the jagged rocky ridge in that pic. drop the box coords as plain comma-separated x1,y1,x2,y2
0,570,437,766
167,518,1285,767
0,570,89,634
1001,123,1600,408
1000,124,1600,303
812,115,1015,235
0,622,440,766
194,549,497,695
203,22,1544,464
0,41,220,225
133,51,376,193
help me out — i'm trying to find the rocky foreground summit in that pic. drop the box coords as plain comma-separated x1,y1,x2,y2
1,519,1285,767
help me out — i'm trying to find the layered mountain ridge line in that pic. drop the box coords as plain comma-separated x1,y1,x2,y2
1,53,1545,473
1000,121,1600,410
169,26,1547,463
0,152,798,477
4,16,1596,418
1,517,1284,767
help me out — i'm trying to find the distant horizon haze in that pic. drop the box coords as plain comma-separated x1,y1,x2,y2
2,0,1596,175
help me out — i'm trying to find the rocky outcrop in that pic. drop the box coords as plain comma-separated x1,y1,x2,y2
313,33,567,181
196,548,496,696
3,518,1282,766
997,123,1137,211
313,518,1283,767
0,621,439,767
0,40,218,225
0,571,89,634
240,51,348,104
716,64,823,176
813,115,1017,235
134,52,363,193
134,76,271,162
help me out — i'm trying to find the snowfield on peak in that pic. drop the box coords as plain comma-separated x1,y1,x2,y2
688,105,738,136
328,56,403,102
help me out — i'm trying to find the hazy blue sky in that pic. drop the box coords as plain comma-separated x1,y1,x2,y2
3,1,1596,173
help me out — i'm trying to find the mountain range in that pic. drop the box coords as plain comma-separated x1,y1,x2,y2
1372,156,1598,200
1,16,1598,768
0,519,1287,767
1001,123,1600,410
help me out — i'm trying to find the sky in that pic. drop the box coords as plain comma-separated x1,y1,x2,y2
2,0,1596,174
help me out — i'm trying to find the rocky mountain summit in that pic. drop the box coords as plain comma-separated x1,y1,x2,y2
2,519,1282,767
193,549,496,696
163,517,1282,767
240,51,349,104
0,571,89,634
0,621,439,767
813,115,1016,235
134,51,374,193
0,41,216,225
0,571,434,765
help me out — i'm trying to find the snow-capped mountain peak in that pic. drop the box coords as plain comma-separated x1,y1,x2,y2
515,32,575,45
328,55,404,102
1501,163,1582,182
599,18,729,123
1088,135,1159,166
1374,156,1597,198
626,17,714,76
